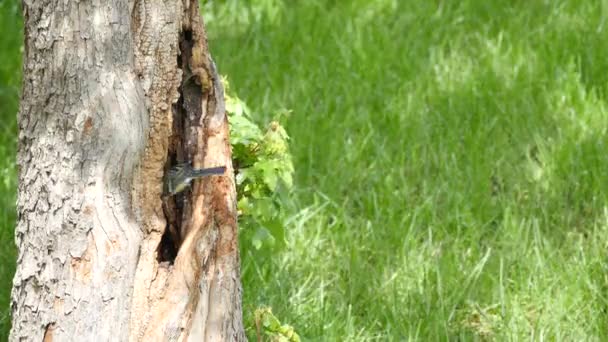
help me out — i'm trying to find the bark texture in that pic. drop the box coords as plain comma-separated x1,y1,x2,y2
11,0,244,340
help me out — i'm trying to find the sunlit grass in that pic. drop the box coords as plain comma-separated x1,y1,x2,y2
205,0,608,339
1,0,607,340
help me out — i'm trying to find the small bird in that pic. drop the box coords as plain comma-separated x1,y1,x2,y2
163,163,226,196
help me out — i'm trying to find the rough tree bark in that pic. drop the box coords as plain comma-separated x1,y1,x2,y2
11,0,245,340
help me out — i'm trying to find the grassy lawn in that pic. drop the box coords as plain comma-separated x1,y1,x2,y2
2,0,608,340
205,1,608,340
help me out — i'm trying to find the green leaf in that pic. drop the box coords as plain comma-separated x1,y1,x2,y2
229,114,262,145
224,75,294,253
263,218,286,248
237,196,251,215
254,307,301,342
225,93,251,117
252,197,275,221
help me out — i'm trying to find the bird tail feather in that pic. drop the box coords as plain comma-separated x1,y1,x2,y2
191,166,226,177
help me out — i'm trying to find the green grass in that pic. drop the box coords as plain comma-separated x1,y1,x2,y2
205,0,608,340
2,0,608,340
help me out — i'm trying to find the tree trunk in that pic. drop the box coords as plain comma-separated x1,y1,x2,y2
11,0,245,340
